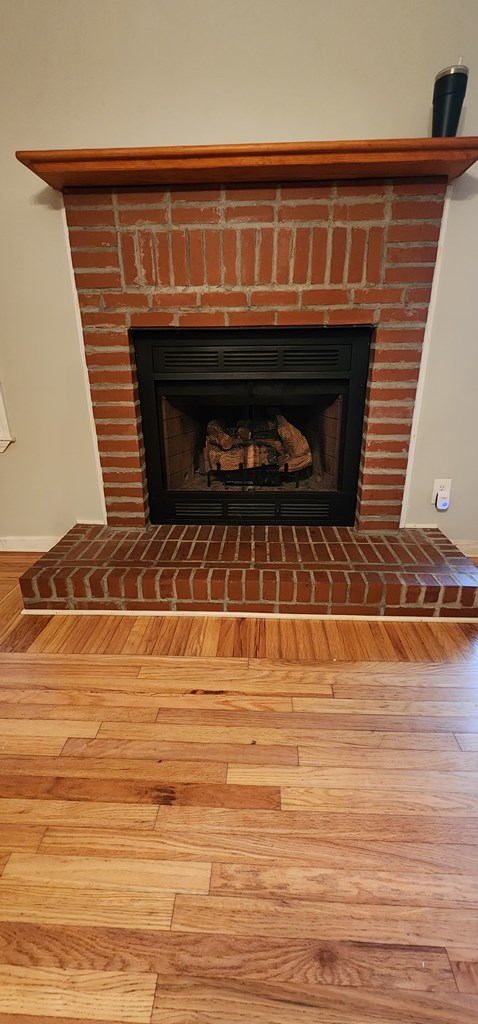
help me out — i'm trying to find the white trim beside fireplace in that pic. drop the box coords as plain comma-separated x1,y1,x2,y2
62,205,107,526
399,185,451,528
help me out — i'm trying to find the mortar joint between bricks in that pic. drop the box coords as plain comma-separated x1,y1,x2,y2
325,568,333,615
136,567,147,602
171,567,180,609
216,529,227,561
322,188,335,293
223,567,230,611
205,567,213,604
119,568,133,602
343,570,351,606
83,566,98,602
256,568,263,604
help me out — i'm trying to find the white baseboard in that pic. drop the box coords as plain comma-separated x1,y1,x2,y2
21,608,478,623
403,522,439,529
0,536,61,552
453,540,478,558
0,520,105,554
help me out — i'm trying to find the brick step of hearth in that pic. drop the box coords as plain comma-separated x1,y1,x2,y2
20,525,478,618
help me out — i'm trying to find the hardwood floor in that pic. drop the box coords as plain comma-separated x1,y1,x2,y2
0,552,478,1021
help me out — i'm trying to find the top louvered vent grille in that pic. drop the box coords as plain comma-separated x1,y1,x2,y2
223,349,281,371
282,347,344,371
161,349,220,372
155,343,350,376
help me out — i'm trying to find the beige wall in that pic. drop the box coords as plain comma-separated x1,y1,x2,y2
1,0,477,541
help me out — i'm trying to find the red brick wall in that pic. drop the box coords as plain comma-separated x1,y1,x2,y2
64,180,445,530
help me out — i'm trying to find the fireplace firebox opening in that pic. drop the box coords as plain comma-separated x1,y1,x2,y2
133,326,372,525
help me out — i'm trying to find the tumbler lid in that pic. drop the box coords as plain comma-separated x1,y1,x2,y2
435,64,469,81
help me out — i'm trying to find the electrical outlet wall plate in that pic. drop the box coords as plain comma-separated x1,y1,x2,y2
431,478,452,504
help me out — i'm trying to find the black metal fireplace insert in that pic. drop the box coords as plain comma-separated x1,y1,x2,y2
133,326,372,525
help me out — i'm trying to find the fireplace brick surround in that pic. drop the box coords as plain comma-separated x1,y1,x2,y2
16,140,478,617
64,179,445,532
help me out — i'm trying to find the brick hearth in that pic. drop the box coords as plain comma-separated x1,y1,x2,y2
21,525,478,617
65,179,445,532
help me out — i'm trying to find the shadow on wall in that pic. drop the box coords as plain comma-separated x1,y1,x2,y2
450,168,478,201
30,186,63,210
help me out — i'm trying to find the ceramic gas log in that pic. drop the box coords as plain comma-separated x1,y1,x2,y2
205,412,313,478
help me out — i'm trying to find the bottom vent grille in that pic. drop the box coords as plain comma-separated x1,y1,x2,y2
174,502,223,519
279,502,330,519
171,498,333,523
226,502,276,521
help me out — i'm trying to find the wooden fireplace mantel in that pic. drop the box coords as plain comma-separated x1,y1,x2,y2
15,137,478,190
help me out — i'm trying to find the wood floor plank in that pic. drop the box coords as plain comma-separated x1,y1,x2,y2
0,756,225,783
298,747,477,768
155,695,294,711
118,617,159,657
0,737,70,755
0,799,157,829
154,805,478,842
449,955,478,994
171,893,478,949
0,652,152,674
216,617,251,659
197,616,222,657
0,615,52,654
150,976,478,1024
0,589,23,643
332,684,478,700
0,825,46,853
210,862,478,908
0,924,456,992
246,661,478,681
4,852,211,893
292,698,478,717
0,703,159,722
227,765,478,793
280,788,478,815
61,738,298,765
0,964,157,1022
0,775,279,809
0,880,174,930
39,828,478,874
0,719,100,737
0,553,38,572
456,735,478,750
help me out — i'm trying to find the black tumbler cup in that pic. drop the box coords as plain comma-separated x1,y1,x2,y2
432,64,469,137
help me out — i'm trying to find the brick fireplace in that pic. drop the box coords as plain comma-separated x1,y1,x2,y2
16,139,478,615
65,178,444,532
